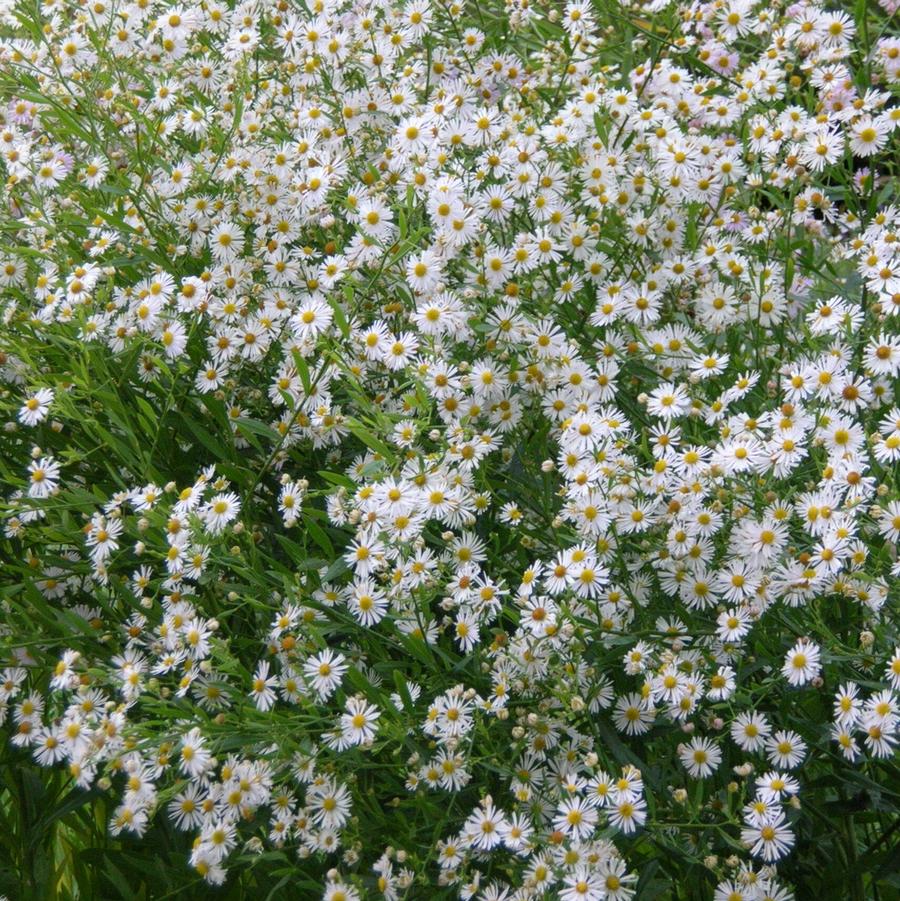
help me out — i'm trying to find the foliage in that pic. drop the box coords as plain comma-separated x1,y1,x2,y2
0,0,899,897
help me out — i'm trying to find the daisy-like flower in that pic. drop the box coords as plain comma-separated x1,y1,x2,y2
597,857,637,900
755,771,800,801
348,579,389,627
561,867,607,901
861,713,898,758
613,692,655,736
679,736,722,778
405,249,443,294
168,784,205,831
303,650,347,700
209,221,244,261
717,608,752,642
383,331,419,371
182,619,212,661
801,127,843,171
553,795,599,841
713,880,753,901
453,609,480,652
19,388,54,426
85,514,123,562
766,730,807,769
865,334,900,377
356,197,394,239
646,382,690,421
32,726,65,766
27,456,61,499
782,639,822,686
310,779,352,830
344,536,385,576
708,666,736,701
339,697,381,747
323,881,360,901
741,811,795,862
292,299,333,339
463,797,507,851
278,479,304,527
202,492,241,534
849,115,889,156
743,795,779,829
833,682,862,727
885,648,900,691
608,795,647,834
33,156,66,189
249,661,278,711
832,724,862,763
178,727,213,778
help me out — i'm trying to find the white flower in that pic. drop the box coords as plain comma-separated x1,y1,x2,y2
85,514,122,562
553,796,598,841
339,697,380,747
405,249,443,294
608,796,647,834
849,115,889,156
731,711,771,752
249,661,278,711
741,811,795,862
782,639,822,686
303,650,347,700
27,456,60,498
561,867,607,901
646,382,690,421
679,737,722,778
178,727,213,777
463,798,507,851
766,730,807,769
348,579,388,627
209,222,244,261
202,492,240,534
19,388,54,426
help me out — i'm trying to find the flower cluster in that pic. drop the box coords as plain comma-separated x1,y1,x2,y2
0,0,898,896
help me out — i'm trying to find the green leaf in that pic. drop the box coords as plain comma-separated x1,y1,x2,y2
291,350,312,394
318,470,355,489
235,417,280,442
303,512,334,557
346,418,392,460
329,295,351,338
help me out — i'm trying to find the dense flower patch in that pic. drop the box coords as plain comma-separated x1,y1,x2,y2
0,0,898,896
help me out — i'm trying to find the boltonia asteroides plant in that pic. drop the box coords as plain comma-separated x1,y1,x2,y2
0,0,898,897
